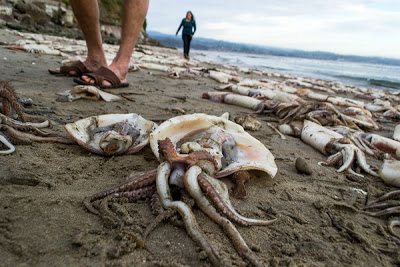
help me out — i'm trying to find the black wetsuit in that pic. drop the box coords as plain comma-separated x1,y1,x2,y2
176,18,196,58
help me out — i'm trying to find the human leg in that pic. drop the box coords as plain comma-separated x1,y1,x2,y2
182,35,187,57
70,0,107,76
183,34,189,58
82,0,149,86
187,35,192,57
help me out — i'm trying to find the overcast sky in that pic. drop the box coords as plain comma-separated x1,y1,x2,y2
146,0,400,58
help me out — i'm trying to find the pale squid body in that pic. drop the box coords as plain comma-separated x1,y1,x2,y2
150,113,277,179
65,114,157,156
393,125,400,142
380,160,400,187
301,120,378,177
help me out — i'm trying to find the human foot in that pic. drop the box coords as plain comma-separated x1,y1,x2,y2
48,58,105,76
79,64,128,87
48,61,92,77
74,66,129,89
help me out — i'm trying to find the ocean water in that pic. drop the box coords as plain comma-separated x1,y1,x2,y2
193,50,400,91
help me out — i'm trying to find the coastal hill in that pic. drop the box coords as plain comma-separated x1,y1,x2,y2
149,31,400,67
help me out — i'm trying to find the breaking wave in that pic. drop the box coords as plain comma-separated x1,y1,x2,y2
369,79,400,89
333,75,400,89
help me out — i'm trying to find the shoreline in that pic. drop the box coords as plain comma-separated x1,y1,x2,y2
192,49,400,91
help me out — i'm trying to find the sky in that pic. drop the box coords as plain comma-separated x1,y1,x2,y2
147,0,400,58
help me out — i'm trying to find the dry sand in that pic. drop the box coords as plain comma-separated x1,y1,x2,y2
0,29,399,266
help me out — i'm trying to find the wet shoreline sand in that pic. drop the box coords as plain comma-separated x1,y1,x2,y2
0,29,398,266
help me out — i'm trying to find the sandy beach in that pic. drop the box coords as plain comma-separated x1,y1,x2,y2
0,28,399,266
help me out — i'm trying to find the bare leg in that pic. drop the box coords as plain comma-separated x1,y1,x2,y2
70,0,107,76
83,0,149,86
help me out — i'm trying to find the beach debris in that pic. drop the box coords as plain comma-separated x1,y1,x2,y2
234,115,261,131
221,79,366,108
171,107,186,114
266,122,286,139
302,120,378,177
394,125,400,142
228,84,302,103
388,218,400,240
64,113,157,156
203,92,263,111
278,122,303,137
204,91,378,130
351,188,367,195
3,44,61,55
354,133,400,159
220,112,230,120
57,85,124,102
209,70,232,84
84,113,277,266
0,133,15,154
215,84,234,91
61,56,85,65
0,82,73,154
139,62,170,72
295,157,313,175
203,88,400,180
18,97,33,106
363,190,400,237
379,159,400,187
128,64,140,72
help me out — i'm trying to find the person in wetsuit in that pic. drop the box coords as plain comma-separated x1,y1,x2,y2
176,11,196,59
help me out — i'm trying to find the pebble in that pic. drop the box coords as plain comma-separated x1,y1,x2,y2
295,157,313,175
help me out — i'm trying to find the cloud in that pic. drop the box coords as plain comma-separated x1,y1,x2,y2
147,0,400,58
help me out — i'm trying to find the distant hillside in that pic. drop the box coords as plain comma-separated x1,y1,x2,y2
148,31,400,66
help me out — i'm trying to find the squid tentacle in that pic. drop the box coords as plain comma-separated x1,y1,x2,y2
318,151,342,167
184,166,265,267
198,172,276,226
156,162,225,267
355,149,379,176
0,133,15,154
336,145,355,173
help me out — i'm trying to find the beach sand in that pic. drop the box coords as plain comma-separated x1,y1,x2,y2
0,29,398,266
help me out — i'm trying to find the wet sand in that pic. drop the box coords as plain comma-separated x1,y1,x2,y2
0,29,398,266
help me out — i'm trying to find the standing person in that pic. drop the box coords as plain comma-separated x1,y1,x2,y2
176,11,196,59
49,0,149,89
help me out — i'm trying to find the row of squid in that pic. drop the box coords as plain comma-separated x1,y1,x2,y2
201,77,400,256
203,85,400,186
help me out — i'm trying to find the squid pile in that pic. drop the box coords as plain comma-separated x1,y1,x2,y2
76,113,277,266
